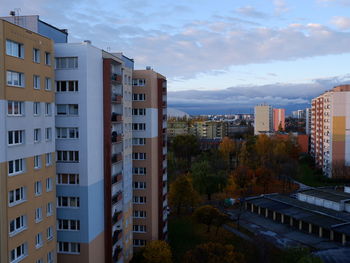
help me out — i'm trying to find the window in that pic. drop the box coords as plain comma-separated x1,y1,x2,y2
45,52,51,65
133,225,146,233
133,108,146,116
34,155,41,169
46,153,52,166
47,226,53,240
6,40,24,58
9,187,26,206
133,93,146,101
133,196,146,204
36,259,43,263
132,123,146,131
56,127,79,139
35,232,43,248
34,181,42,196
57,174,80,185
47,251,54,263
10,243,27,263
33,48,40,63
45,77,52,90
45,103,52,116
56,80,79,92
56,57,78,69
33,75,41,89
8,130,24,146
133,152,146,160
45,128,52,141
133,167,146,175
133,138,146,145
34,102,41,116
34,128,41,143
57,151,79,163
46,178,53,192
133,182,146,189
132,78,146,86
56,104,79,116
133,210,147,218
8,158,24,175
9,215,27,236
8,101,24,116
35,207,43,223
57,219,80,231
47,202,53,216
133,239,146,247
7,71,25,87
57,196,80,208
58,242,80,254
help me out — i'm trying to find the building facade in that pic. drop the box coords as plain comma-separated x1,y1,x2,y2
254,104,273,135
311,85,350,177
0,19,57,263
132,69,168,248
273,108,285,132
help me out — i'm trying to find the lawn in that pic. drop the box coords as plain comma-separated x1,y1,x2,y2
168,215,260,263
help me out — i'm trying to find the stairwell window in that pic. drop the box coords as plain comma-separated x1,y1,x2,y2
46,153,52,166
33,48,40,63
47,226,53,240
34,155,41,169
35,207,43,223
6,40,24,58
56,57,78,69
34,102,41,116
34,181,42,196
35,232,43,248
7,71,25,87
33,75,41,89
34,128,41,143
45,77,52,90
45,52,51,65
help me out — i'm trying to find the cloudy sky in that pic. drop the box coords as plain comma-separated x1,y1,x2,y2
2,0,350,114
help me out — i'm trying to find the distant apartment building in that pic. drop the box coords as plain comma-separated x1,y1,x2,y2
254,104,273,135
273,108,285,131
292,109,306,119
311,85,350,177
305,108,312,135
132,69,168,248
193,121,228,139
167,120,189,138
0,19,57,263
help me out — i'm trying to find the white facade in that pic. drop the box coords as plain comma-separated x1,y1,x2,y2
254,104,273,135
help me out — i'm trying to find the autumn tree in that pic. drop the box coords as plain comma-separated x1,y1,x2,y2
231,166,254,196
255,134,272,166
142,240,172,263
168,175,200,214
183,242,245,263
193,205,220,232
213,212,229,235
255,167,272,193
172,134,199,170
282,247,323,263
218,137,236,168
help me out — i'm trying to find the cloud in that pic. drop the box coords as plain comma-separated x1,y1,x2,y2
168,74,350,114
331,16,350,30
273,0,289,15
235,6,267,19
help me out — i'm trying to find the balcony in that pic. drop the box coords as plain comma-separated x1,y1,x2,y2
112,173,123,185
162,101,166,107
113,230,123,245
112,94,122,104
112,132,122,144
113,210,123,225
111,74,122,84
112,153,123,164
111,113,123,123
113,245,122,261
112,191,123,205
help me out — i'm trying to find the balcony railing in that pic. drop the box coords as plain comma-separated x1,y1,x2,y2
111,132,122,143
113,245,122,261
112,191,123,205
112,153,123,164
112,210,123,224
111,74,122,84
112,94,122,104
112,230,123,245
162,101,166,107
112,173,122,185
111,113,123,123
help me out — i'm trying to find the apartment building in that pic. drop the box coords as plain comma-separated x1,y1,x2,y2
310,85,350,177
193,121,228,139
167,120,189,138
54,43,134,263
305,108,312,135
132,69,168,248
0,19,56,263
273,108,285,131
254,104,273,135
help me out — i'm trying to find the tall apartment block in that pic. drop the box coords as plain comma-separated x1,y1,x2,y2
54,43,133,263
273,108,285,131
0,19,57,263
132,69,168,248
310,85,350,177
305,108,312,135
254,104,273,135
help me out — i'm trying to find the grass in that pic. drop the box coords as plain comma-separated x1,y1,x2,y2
168,215,260,263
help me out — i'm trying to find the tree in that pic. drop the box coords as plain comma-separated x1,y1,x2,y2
183,242,245,263
218,137,236,168
282,247,323,263
231,166,254,196
255,134,272,166
193,205,220,232
142,240,172,263
191,160,227,200
213,212,229,235
255,167,272,193
172,134,199,169
168,175,200,215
